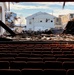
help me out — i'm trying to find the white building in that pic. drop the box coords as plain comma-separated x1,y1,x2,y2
0,2,7,35
25,12,56,31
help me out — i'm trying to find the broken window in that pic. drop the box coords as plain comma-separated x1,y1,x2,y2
56,18,59,22
51,20,53,22
46,19,50,22
32,18,34,20
29,22,31,24
24,26,26,28
46,19,48,22
40,20,42,22
70,14,73,18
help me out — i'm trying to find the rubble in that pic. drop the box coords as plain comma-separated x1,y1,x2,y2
5,34,74,41
0,20,74,41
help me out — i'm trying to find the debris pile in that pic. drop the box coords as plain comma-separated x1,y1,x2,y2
5,34,74,41
0,20,74,41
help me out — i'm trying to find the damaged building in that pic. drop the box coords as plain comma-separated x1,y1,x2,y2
0,2,7,35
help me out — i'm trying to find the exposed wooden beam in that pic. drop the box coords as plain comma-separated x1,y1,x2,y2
0,20,16,37
0,0,73,2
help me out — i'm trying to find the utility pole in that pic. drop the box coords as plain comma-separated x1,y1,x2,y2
52,10,53,16
32,18,34,31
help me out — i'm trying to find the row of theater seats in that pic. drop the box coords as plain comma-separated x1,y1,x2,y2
0,43,73,48
2,59,74,69
1,60,74,69
0,69,71,75
0,68,74,75
0,43,74,75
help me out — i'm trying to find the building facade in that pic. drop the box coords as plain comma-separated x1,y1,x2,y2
60,13,74,29
54,17,62,29
25,12,56,31
0,2,7,35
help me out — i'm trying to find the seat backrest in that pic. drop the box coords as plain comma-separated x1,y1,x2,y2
0,69,20,75
67,69,74,75
21,68,43,75
44,69,66,75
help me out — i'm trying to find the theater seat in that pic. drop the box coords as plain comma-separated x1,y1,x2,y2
0,69,20,75
44,69,66,75
0,61,9,69
21,68,43,75
10,61,27,69
63,61,74,69
44,61,62,69
67,69,74,75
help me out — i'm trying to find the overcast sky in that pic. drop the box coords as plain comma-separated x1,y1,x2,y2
8,2,74,25
10,2,74,18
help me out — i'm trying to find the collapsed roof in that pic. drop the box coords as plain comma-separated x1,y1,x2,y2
0,21,16,37
0,20,74,39
63,21,74,35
